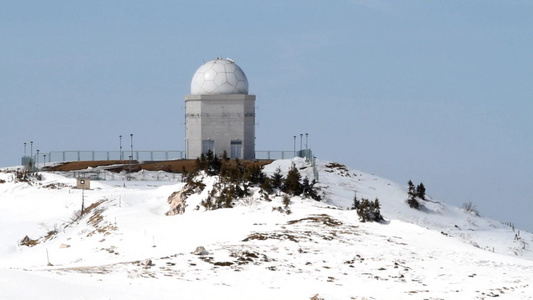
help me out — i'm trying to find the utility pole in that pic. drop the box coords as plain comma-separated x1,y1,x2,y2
119,135,123,160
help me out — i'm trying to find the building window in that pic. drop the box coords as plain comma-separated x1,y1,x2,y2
202,140,214,154
231,140,242,159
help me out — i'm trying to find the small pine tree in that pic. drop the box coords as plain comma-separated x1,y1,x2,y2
270,167,284,190
407,195,419,209
357,198,383,222
233,158,245,182
357,199,368,221
235,184,247,198
283,164,302,195
373,198,383,220
181,166,191,183
416,183,426,200
205,151,221,175
301,178,321,201
195,155,205,172
261,177,273,194
222,186,235,208
244,164,265,185
201,189,216,210
221,158,245,183
221,150,230,161
407,180,420,209
408,180,416,198
351,191,360,210
205,149,215,163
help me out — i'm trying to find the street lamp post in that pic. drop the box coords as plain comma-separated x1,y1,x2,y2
36,150,40,166
293,136,296,157
130,134,133,162
30,141,33,169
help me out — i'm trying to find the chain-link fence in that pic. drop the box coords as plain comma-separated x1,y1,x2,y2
29,148,320,181
36,150,185,163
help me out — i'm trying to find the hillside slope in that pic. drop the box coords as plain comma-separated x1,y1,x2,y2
0,158,532,299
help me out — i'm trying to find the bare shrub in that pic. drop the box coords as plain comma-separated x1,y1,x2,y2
282,195,291,208
20,235,39,247
69,209,83,223
462,201,480,216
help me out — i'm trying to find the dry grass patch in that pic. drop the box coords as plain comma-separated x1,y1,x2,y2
287,214,343,227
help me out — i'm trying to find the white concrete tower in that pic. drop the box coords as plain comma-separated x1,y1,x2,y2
185,58,256,159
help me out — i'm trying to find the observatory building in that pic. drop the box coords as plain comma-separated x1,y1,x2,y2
185,58,256,159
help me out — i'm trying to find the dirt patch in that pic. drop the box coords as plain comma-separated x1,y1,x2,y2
287,214,343,227
44,159,273,174
85,200,118,237
44,160,128,172
44,160,197,173
242,232,301,243
324,162,351,177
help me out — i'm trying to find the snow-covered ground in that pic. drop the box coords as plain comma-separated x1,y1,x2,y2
1,158,532,299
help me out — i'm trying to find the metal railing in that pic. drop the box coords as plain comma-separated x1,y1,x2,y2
254,151,294,160
35,150,300,163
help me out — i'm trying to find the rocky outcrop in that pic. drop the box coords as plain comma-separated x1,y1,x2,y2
166,189,187,216
192,246,208,255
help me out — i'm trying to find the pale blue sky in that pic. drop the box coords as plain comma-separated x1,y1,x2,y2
1,1,532,230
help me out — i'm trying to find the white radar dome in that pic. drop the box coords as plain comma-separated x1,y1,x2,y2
191,58,249,95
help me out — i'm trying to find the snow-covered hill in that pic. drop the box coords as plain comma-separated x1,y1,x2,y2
1,158,532,299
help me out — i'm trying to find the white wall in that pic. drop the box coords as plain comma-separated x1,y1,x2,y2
185,94,255,159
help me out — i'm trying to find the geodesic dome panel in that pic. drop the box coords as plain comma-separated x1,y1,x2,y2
191,58,249,95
